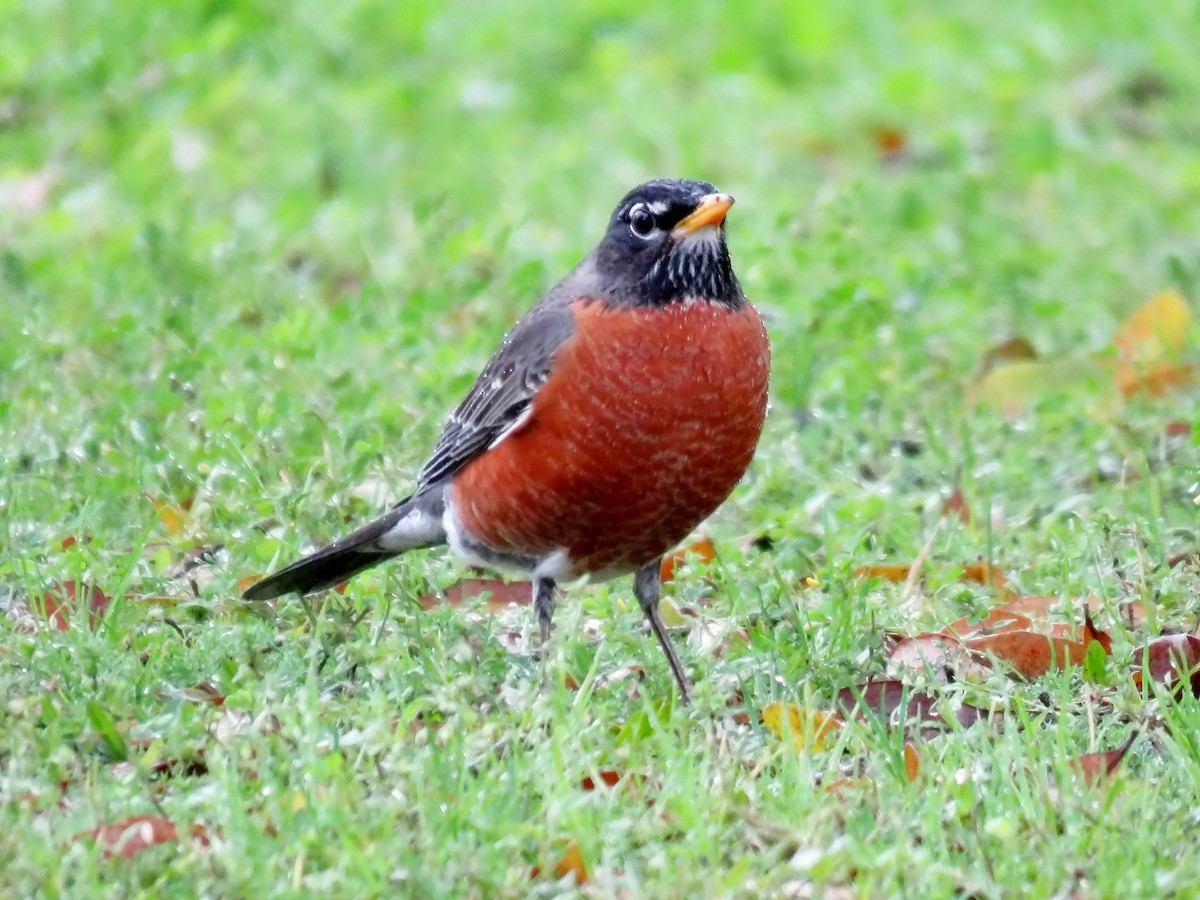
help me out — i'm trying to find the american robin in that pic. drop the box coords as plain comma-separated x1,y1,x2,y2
244,178,771,702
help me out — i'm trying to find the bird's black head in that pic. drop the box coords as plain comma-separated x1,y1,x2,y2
590,179,743,309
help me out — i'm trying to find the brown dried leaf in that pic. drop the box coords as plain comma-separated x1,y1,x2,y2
834,680,988,738
887,633,992,681
975,336,1039,377
1069,732,1138,786
941,485,970,524
79,816,210,860
1132,633,1200,696
965,631,1090,678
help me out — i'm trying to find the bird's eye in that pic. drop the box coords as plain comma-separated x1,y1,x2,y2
628,204,656,239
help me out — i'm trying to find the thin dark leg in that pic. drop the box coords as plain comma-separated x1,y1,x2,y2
633,560,692,704
534,577,556,645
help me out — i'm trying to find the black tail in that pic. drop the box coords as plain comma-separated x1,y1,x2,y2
243,492,446,601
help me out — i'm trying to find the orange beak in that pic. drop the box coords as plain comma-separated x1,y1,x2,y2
673,193,734,235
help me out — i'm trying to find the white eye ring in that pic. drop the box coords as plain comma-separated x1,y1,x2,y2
628,203,657,240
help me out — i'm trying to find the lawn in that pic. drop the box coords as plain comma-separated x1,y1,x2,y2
2,0,1199,895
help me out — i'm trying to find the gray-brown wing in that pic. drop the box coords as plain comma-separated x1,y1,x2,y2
416,303,577,488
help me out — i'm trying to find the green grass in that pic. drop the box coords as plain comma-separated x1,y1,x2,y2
3,0,1200,895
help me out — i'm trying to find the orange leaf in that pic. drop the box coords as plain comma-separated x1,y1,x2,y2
660,537,718,582
903,742,920,782
872,125,907,158
148,495,193,536
532,840,588,885
235,574,264,594
417,578,532,612
853,564,912,583
80,816,210,860
855,561,1012,598
1113,291,1194,396
1115,291,1190,360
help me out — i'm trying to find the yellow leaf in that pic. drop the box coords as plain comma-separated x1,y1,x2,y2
1115,291,1190,360
657,597,690,628
762,703,841,750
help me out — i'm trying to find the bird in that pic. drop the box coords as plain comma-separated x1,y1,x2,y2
243,178,771,703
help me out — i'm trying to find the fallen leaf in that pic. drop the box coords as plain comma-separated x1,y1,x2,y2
1113,291,1195,397
965,631,1090,678
235,574,264,594
579,770,623,791
975,336,1039,377
1132,633,1200,696
149,495,194,536
531,840,588,885
903,742,920,782
966,360,1052,417
126,741,209,778
27,581,111,631
941,485,970,523
182,680,226,706
1069,732,1138,786
417,578,532,612
762,704,842,751
660,537,717,582
854,564,913,583
834,680,988,738
855,561,1011,597
887,633,991,681
79,816,210,860
872,125,907,160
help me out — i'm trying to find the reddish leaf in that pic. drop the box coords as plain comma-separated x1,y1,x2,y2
834,680,988,738
80,816,210,859
941,607,1033,640
941,485,971,523
660,537,717,582
1132,633,1200,696
580,770,623,791
35,581,110,631
1069,732,1138,786
417,578,532,612
965,631,1090,678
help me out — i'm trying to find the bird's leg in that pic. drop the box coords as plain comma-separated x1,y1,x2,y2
633,560,692,705
534,577,556,645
